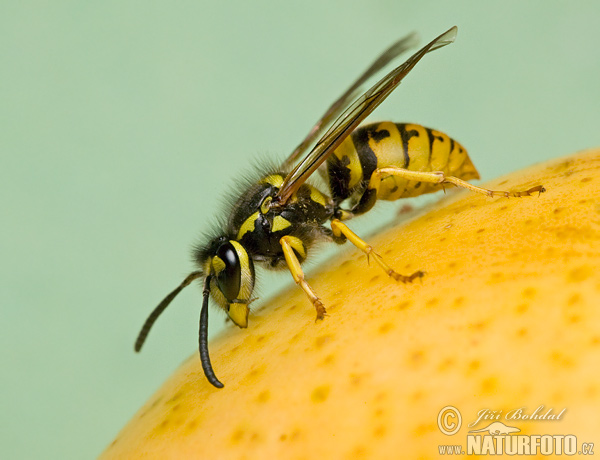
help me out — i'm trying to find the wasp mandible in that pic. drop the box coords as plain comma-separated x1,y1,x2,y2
135,26,545,388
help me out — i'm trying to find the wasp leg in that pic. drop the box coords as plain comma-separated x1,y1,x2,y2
330,219,424,283
280,235,326,321
372,167,545,198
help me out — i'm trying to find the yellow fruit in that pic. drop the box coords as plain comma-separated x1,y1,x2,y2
102,150,600,459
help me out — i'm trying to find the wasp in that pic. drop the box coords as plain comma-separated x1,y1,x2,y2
135,26,544,388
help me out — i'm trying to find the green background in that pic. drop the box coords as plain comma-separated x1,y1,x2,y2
2,1,599,458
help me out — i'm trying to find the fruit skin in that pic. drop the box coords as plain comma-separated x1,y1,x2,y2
102,150,600,459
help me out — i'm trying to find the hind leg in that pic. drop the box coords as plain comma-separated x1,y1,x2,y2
371,167,545,198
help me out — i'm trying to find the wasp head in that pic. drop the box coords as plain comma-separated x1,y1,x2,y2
135,236,256,389
204,238,255,328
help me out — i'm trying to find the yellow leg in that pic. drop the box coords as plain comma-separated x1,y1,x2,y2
280,235,326,321
330,219,424,283
372,167,545,198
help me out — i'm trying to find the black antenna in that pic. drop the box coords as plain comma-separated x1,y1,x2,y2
135,271,204,352
199,275,224,388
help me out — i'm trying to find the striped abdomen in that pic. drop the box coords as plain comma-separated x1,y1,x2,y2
326,121,480,202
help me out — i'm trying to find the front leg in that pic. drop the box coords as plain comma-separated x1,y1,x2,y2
279,235,327,321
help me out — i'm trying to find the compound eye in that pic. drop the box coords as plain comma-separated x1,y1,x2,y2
214,242,241,302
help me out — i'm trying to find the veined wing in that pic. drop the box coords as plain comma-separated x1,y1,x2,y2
282,32,419,169
274,26,458,206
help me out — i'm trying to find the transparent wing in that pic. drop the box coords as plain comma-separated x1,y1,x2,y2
274,26,458,206
282,32,420,169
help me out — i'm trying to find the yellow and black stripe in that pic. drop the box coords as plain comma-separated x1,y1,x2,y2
326,122,480,216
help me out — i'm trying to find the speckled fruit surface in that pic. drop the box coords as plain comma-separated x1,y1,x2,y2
102,150,600,460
